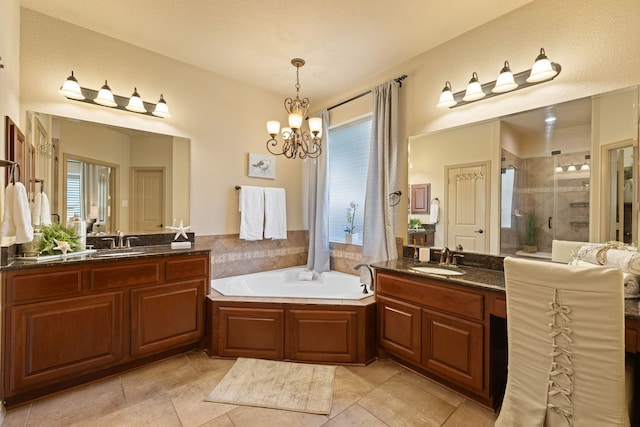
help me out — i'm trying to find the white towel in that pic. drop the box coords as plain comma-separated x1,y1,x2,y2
264,187,287,239
40,192,52,226
239,186,264,240
429,204,439,223
623,273,640,298
1,182,34,244
31,192,42,226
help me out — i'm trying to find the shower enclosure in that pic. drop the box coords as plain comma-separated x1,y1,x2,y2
500,149,591,257
499,96,593,257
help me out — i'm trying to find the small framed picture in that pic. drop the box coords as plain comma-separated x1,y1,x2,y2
248,153,276,179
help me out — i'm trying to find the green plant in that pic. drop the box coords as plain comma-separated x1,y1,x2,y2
38,223,80,255
409,218,422,229
344,201,358,234
524,211,538,246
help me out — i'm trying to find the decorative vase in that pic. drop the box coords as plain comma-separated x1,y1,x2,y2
522,245,537,253
345,233,353,244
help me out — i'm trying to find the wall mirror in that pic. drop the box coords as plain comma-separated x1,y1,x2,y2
408,85,639,256
29,112,190,234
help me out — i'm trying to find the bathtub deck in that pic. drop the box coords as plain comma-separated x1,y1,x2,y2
207,293,377,365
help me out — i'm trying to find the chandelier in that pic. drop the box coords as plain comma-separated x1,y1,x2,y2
266,58,322,159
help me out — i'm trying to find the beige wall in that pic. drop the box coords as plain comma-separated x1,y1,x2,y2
314,0,640,241
18,8,304,237
0,0,21,206
4,0,640,259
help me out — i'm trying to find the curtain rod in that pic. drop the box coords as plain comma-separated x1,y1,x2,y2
326,74,407,111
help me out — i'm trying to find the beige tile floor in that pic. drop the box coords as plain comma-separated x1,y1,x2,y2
1,351,498,427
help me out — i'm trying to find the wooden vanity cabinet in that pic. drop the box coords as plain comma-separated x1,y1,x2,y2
1,252,209,405
376,271,492,406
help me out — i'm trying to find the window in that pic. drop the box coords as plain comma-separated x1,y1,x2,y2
66,160,83,220
327,116,371,244
501,168,515,228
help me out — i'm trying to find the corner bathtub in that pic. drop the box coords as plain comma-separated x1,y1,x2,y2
208,266,377,365
210,266,369,300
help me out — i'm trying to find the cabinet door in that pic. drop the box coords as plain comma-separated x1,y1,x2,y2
288,309,357,363
7,292,123,395
422,309,484,392
216,306,285,359
377,296,421,363
131,279,205,357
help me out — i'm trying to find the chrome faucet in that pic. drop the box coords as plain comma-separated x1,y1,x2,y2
440,247,451,265
354,264,374,292
103,231,128,249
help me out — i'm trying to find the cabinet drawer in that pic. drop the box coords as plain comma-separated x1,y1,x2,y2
90,261,160,290
9,269,83,303
166,255,208,281
377,273,484,321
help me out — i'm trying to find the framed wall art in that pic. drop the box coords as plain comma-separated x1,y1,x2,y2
248,153,275,179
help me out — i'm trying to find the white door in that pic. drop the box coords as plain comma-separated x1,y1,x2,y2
446,163,489,252
133,169,165,232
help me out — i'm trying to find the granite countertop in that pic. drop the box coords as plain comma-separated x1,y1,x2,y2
371,258,640,321
0,241,211,271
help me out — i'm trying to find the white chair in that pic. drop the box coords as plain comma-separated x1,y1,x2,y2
551,239,585,264
496,257,630,427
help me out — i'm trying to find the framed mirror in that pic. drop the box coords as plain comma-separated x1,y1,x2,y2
408,86,639,256
30,112,190,234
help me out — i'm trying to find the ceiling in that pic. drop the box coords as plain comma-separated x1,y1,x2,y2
500,96,592,135
20,0,533,102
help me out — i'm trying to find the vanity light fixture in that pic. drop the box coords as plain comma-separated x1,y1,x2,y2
436,47,561,109
125,87,146,113
59,71,85,100
462,72,486,102
94,80,117,107
58,71,171,118
266,58,322,159
492,61,518,93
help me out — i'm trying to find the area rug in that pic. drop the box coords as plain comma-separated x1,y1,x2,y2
206,357,336,415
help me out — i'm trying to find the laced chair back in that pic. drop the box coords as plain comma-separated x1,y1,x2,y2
496,257,629,427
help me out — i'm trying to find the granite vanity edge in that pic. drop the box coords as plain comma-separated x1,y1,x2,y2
371,257,640,321
0,243,211,271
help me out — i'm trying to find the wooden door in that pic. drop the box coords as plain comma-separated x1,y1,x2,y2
132,168,165,232
7,293,123,395
288,309,357,363
446,163,490,252
377,295,422,363
130,279,205,357
411,183,430,214
422,308,484,392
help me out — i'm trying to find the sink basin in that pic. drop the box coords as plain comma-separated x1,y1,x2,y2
96,251,145,258
410,266,464,276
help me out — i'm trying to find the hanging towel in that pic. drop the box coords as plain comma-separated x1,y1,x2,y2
1,182,34,244
39,192,52,226
239,186,264,240
31,192,42,226
264,187,287,239
30,192,52,226
429,203,439,224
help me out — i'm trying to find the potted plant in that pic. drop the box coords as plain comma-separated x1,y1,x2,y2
38,223,80,255
523,211,538,253
344,201,359,244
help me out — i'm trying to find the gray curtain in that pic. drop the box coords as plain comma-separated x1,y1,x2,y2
306,109,331,273
361,81,400,284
